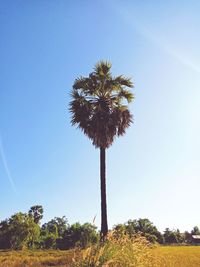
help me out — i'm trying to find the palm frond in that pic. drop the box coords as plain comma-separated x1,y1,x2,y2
73,77,87,90
118,89,135,103
94,61,112,77
73,76,99,96
69,61,135,148
114,75,134,88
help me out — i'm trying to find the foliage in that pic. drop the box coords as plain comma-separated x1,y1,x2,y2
40,234,58,249
1,206,200,250
163,228,185,244
28,205,44,224
58,222,99,249
114,218,163,244
0,212,40,250
69,60,134,149
40,216,68,249
41,216,68,236
191,226,200,235
0,219,11,249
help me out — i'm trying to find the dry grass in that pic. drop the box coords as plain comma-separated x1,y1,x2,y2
72,232,154,267
151,246,200,267
0,249,78,267
1,237,200,267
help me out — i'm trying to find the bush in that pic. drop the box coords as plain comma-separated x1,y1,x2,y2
58,222,99,249
0,213,40,250
41,234,57,249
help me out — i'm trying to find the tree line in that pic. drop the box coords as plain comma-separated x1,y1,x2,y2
0,205,199,250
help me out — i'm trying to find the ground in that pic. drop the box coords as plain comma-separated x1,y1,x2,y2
1,246,200,267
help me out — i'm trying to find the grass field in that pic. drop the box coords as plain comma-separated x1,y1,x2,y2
1,246,200,267
151,246,200,267
0,249,77,267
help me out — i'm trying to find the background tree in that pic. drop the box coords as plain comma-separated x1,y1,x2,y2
184,231,192,244
50,216,68,236
114,218,163,244
59,222,98,249
0,212,40,250
70,61,134,240
28,205,44,224
1,205,200,249
191,226,200,235
0,219,12,249
163,228,184,244
40,216,68,249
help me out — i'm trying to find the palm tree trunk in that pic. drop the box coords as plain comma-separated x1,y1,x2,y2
100,147,108,241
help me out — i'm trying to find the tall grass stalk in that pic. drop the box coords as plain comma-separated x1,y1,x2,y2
72,231,157,267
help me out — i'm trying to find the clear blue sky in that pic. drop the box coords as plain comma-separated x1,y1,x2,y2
1,0,200,232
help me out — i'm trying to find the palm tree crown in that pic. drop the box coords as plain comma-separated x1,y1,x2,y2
70,61,134,148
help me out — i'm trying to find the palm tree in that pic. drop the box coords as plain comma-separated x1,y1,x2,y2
69,61,134,240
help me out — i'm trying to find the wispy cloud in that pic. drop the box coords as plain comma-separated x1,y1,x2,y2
115,3,200,74
0,134,17,193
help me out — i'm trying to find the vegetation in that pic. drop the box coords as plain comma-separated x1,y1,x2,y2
72,231,154,267
151,246,200,267
113,218,164,244
1,240,200,266
0,205,200,253
0,250,76,267
69,61,134,240
0,206,98,250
